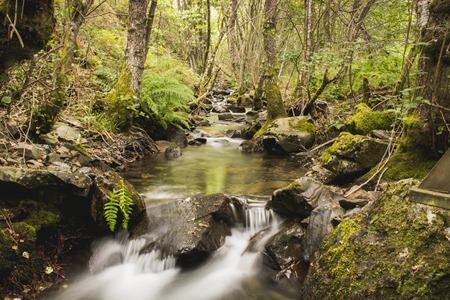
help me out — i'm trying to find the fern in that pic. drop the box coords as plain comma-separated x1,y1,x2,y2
103,179,134,232
93,66,118,91
139,69,194,129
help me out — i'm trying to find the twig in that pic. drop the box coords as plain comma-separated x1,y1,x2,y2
6,14,24,48
345,164,388,198
309,137,337,153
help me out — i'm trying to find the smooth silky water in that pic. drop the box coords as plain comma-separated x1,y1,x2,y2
52,120,305,300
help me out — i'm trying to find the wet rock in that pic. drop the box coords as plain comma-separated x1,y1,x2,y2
238,140,263,153
246,110,259,121
228,105,246,113
268,177,345,219
338,197,369,210
320,132,388,182
263,220,306,271
242,122,262,140
134,193,234,268
260,117,316,154
302,203,345,261
155,140,172,152
218,113,234,121
167,127,188,148
165,145,182,159
225,129,242,138
237,94,253,107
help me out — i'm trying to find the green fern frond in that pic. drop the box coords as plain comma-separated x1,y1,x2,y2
103,179,134,232
139,69,194,129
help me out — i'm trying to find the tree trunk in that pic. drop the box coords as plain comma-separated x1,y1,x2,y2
126,0,150,95
262,0,286,123
415,0,450,154
383,0,450,180
227,0,239,78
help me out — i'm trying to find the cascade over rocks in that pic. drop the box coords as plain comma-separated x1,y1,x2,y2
131,193,234,268
260,116,316,154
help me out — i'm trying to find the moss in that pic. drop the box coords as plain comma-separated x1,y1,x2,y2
70,144,90,156
303,179,450,299
227,97,237,104
382,150,436,181
288,118,316,135
265,79,287,122
14,222,38,241
13,209,61,242
344,103,394,135
107,64,136,130
430,0,450,12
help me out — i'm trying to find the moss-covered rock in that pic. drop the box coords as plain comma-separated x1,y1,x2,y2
302,179,450,299
344,103,394,135
320,132,388,182
259,116,316,153
381,114,436,181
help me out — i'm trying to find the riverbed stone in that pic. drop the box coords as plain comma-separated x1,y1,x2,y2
134,193,234,268
268,177,345,219
320,132,389,182
344,103,394,135
260,116,316,154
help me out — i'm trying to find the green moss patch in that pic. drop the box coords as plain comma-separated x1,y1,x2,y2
345,103,394,135
303,179,450,299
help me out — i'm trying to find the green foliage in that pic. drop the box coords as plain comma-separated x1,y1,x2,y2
93,66,118,91
103,179,134,232
139,69,194,129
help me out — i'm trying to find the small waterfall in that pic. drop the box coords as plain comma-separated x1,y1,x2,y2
53,197,287,300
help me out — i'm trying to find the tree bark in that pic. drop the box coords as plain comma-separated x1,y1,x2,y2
262,0,286,122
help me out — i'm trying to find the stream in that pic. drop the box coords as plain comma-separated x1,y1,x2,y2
52,118,306,300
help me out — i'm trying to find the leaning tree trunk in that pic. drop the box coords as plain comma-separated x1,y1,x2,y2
262,0,286,123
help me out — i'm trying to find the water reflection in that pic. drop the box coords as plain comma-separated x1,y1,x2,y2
124,136,305,204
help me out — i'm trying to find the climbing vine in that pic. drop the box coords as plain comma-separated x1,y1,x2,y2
103,179,134,232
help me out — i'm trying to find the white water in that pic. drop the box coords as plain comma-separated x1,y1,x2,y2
53,204,283,300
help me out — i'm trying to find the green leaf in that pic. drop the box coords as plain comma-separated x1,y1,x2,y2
1,96,12,105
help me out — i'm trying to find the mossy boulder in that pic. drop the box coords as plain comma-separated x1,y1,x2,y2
301,179,450,299
320,132,388,182
344,103,394,135
260,117,316,154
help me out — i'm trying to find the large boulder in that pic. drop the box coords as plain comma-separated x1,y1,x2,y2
301,179,450,299
260,117,316,154
344,103,394,135
132,193,234,268
268,177,345,219
320,132,388,182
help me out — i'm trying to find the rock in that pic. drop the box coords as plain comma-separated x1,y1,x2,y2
54,124,84,143
0,166,92,197
301,179,450,299
167,127,187,148
155,140,172,152
132,194,234,268
338,197,369,210
194,137,207,144
90,162,146,233
238,140,263,153
246,110,259,121
218,113,233,121
242,122,262,140
320,132,389,182
237,94,253,107
224,129,242,138
344,103,394,135
263,220,306,271
165,145,182,159
260,116,316,154
268,177,345,219
16,142,47,161
302,203,345,262
228,105,246,113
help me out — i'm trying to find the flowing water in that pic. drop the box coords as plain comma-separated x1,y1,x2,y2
52,119,306,300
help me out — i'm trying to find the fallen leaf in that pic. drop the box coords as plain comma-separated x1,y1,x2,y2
11,245,18,251
22,251,30,259
45,266,54,274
